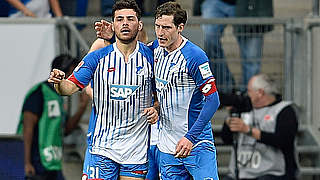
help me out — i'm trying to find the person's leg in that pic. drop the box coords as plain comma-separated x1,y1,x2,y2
55,170,65,180
201,0,236,93
237,34,264,91
184,142,219,180
146,145,160,180
159,151,191,180
119,163,148,180
82,148,119,180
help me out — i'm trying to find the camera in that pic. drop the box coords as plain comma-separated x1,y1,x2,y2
229,107,241,118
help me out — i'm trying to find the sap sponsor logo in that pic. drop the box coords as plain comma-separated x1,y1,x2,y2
155,77,168,92
74,61,84,72
110,84,139,100
199,62,212,79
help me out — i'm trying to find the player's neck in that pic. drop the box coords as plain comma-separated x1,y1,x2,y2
116,40,138,63
166,35,183,53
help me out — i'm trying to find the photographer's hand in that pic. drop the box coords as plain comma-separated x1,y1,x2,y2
227,117,250,133
227,117,261,140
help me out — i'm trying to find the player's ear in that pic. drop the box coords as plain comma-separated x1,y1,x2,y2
177,23,184,33
138,21,143,31
112,22,114,32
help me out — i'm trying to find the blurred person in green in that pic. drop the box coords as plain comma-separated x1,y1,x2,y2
17,54,89,180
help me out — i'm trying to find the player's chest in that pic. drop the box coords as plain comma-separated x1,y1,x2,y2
154,50,187,78
154,51,193,92
95,58,152,85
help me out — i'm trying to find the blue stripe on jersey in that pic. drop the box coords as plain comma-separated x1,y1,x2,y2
136,53,141,117
123,61,128,136
94,60,102,146
97,57,107,144
103,55,112,145
110,52,121,143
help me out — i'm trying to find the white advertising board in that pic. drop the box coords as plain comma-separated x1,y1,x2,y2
0,23,56,134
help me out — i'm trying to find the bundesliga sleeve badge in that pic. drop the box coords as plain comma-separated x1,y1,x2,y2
199,62,213,79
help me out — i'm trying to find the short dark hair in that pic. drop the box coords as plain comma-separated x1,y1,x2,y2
51,54,79,73
155,2,187,27
112,0,142,20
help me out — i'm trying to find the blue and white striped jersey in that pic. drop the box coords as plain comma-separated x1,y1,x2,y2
153,36,217,154
68,42,155,164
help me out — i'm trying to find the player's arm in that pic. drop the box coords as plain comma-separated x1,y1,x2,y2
23,111,38,176
175,59,220,158
49,0,63,17
89,38,110,53
175,90,220,158
48,69,79,96
5,0,36,17
184,81,219,143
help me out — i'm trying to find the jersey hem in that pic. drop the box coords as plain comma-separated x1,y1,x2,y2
89,146,148,165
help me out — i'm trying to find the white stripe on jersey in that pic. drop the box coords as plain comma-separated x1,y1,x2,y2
154,37,199,154
90,42,154,163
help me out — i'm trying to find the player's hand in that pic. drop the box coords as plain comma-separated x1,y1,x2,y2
48,69,65,84
95,20,114,40
175,137,193,158
25,163,36,177
143,107,158,124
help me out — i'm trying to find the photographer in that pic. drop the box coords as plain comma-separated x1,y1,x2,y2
220,74,299,180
